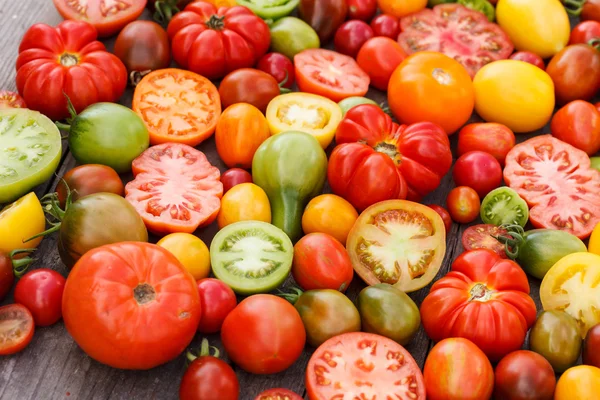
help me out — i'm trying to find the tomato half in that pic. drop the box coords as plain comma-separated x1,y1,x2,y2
0,304,34,356
462,224,507,257
255,389,302,400
551,100,600,156
14,269,66,327
0,91,26,109
457,123,516,166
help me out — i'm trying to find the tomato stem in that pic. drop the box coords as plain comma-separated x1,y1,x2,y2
589,38,600,51
563,0,585,16
24,188,74,243
185,338,220,366
206,15,226,30
153,0,181,24
494,224,525,259
55,122,71,131
8,249,36,278
276,287,304,304
279,71,292,94
468,283,493,302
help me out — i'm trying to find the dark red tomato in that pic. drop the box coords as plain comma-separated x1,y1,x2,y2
494,350,556,400
347,0,377,21
583,323,600,368
458,123,516,167
551,100,600,156
509,51,545,69
546,44,600,105
0,250,34,301
196,278,237,334
583,0,600,22
299,0,348,42
221,168,253,194
219,69,282,113
570,21,600,45
56,164,124,208
0,304,34,355
428,205,452,234
334,20,375,58
453,151,503,198
462,224,508,258
255,388,303,400
370,14,400,39
257,53,295,89
14,269,66,327
356,37,407,91
446,186,480,224
0,90,27,109
179,354,239,400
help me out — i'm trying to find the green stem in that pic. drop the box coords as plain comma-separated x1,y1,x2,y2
185,338,220,367
589,38,600,51
55,122,71,131
276,287,304,304
9,249,36,278
563,0,585,16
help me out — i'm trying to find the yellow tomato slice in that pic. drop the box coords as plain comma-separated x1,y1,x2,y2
0,192,45,253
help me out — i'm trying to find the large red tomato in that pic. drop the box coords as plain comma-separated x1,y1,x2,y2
167,2,270,80
494,350,556,400
62,242,202,370
16,20,127,121
336,104,452,201
420,249,537,361
551,100,600,156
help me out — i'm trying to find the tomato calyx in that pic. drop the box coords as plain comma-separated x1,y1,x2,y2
133,283,156,305
494,224,527,259
206,15,227,30
276,286,303,305
5,249,36,278
59,53,79,67
563,0,586,16
468,283,494,302
24,183,75,243
373,141,402,165
152,0,183,23
589,38,600,50
130,70,152,87
186,338,221,366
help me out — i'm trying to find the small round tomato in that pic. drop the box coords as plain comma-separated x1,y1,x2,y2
551,100,600,156
0,250,33,301
453,151,502,198
217,183,271,229
255,388,302,400
0,192,46,254
302,194,358,245
357,37,407,91
0,90,26,108
555,365,600,400
221,168,252,194
0,304,34,355
56,164,124,208
256,53,295,89
179,350,239,400
583,0,600,22
509,51,545,69
428,205,452,233
584,324,600,368
462,224,507,257
377,0,426,18
14,269,66,327
334,20,374,58
546,44,600,105
157,233,211,281
447,186,480,224
458,123,516,166
219,68,282,113
370,14,399,38
196,278,237,334
570,21,600,45
494,350,556,400
347,0,377,20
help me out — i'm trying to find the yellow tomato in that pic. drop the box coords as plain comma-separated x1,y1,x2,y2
207,0,236,5
157,233,210,280
377,0,427,18
217,183,271,228
555,365,600,400
473,60,555,133
0,192,45,254
302,194,358,245
497,0,569,59
589,222,600,255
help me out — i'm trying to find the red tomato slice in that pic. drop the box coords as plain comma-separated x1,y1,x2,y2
462,224,508,258
294,49,370,102
306,332,426,399
0,90,27,109
0,304,35,355
254,388,303,400
504,135,600,239
125,143,223,235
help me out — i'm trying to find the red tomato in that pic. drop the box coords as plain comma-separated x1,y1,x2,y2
336,104,452,200
446,186,480,224
462,224,508,258
494,350,556,400
298,0,348,42
356,37,407,91
221,168,253,194
570,21,600,45
509,51,545,69
221,295,305,374
257,53,295,89
219,69,282,113
179,353,239,400
56,164,124,208
421,249,538,361
292,233,354,292
0,90,27,109
583,0,600,22
347,0,377,20
294,49,370,102
334,20,374,58
546,44,600,105
428,205,452,233
370,14,399,38
255,389,303,400
306,332,426,399
196,278,237,334
453,151,503,198
16,20,127,121
125,143,223,235
597,102,600,114
424,338,494,400
14,269,66,327
0,250,34,301
457,123,516,166
167,2,270,80
0,304,35,356
551,100,600,156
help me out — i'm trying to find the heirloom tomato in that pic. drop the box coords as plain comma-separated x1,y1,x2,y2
509,51,545,69
167,1,270,80
221,168,252,193
237,0,299,19
336,104,452,201
338,97,378,116
546,44,600,105
551,100,600,155
0,304,34,356
457,123,516,166
301,194,358,245
56,165,124,208
480,187,529,228
377,0,426,18
570,21,600,45
299,0,348,42
583,0,600,21
14,269,66,327
16,20,127,121
446,186,480,224
346,200,446,292
257,53,295,89
370,14,399,38
420,249,537,361
356,37,407,91
220,69,284,114
347,0,377,20
255,389,302,400
0,91,26,109
388,52,475,135
217,183,271,228
462,224,507,257
584,324,600,368
196,278,237,334
529,310,582,372
0,193,45,254
269,17,321,60
428,205,452,234
63,242,202,370
555,366,600,400
453,151,502,198
157,233,211,280
494,350,556,400
334,21,374,58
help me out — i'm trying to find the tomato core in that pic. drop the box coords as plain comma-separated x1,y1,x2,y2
277,103,330,129
374,142,401,165
432,68,451,85
133,283,156,305
206,15,226,30
59,53,79,67
469,283,493,302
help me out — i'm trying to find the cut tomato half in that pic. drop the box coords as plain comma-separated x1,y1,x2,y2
0,304,35,355
462,224,508,258
255,388,303,400
0,91,26,109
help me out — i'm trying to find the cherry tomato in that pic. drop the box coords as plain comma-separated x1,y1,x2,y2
221,168,253,194
551,100,600,156
255,388,303,400
428,205,452,233
0,90,27,109
571,21,600,45
458,123,516,167
509,51,545,69
157,234,211,281
179,350,239,400
583,324,600,368
370,14,400,39
357,37,407,91
256,53,295,89
301,194,359,245
347,0,377,20
546,44,600,105
0,304,34,355
334,20,374,58
56,164,124,208
219,68,282,114
453,151,502,198
14,269,66,327
447,186,480,224
196,278,237,334
583,0,600,22
494,350,556,400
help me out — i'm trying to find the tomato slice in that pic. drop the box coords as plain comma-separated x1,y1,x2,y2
132,68,221,147
346,200,446,292
306,332,426,399
462,224,508,258
254,388,303,400
294,49,370,103
0,304,35,355
125,143,223,235
0,91,26,109
504,135,600,239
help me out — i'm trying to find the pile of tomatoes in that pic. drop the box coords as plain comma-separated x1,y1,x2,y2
2,0,600,399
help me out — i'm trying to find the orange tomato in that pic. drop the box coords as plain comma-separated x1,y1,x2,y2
388,52,475,135
216,103,271,169
377,0,427,18
217,183,271,229
302,194,358,245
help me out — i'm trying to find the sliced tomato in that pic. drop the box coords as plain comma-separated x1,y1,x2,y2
294,49,370,103
0,304,35,355
504,135,600,239
125,143,223,235
398,4,514,78
0,90,26,109
306,332,426,399
462,224,508,258
132,68,221,147
255,388,303,400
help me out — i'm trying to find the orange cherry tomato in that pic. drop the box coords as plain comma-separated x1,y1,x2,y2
302,194,358,245
377,0,427,18
446,186,480,224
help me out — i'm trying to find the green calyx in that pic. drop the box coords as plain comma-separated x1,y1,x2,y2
494,224,525,259
185,338,221,366
276,286,304,304
563,0,585,16
24,180,74,243
8,248,36,278
153,0,182,24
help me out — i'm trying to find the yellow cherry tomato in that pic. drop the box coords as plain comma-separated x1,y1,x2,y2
157,233,210,280
497,0,569,59
0,192,45,254
555,365,600,400
589,222,600,255
473,60,555,133
217,183,271,229
302,194,358,245
377,0,427,18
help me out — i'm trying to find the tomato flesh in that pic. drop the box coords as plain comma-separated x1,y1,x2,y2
462,224,508,258
0,304,35,355
255,388,302,400
0,91,26,109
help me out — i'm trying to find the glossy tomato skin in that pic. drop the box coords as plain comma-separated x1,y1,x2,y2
357,37,407,91
509,51,545,69
302,194,358,245
56,164,124,208
256,53,295,89
546,44,600,105
428,205,452,233
217,183,271,228
0,90,27,109
255,389,302,400
16,20,127,121
584,324,600,368
219,69,281,114
370,14,400,38
446,186,480,224
554,365,600,400
347,0,377,21
551,100,600,155
0,304,35,356
570,21,600,45
334,20,374,58
221,168,252,194
0,254,15,301
583,0,600,22
378,0,427,18
453,151,503,198
494,350,556,400
179,356,239,400
299,0,348,42
14,269,66,327
196,279,237,334
458,123,516,166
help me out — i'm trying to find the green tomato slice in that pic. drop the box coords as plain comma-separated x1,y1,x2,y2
480,187,529,227
210,221,293,295
590,156,600,172
236,0,299,19
0,109,62,204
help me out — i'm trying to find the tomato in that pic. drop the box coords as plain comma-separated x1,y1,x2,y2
56,165,124,208
334,21,374,58
584,324,600,368
292,233,354,292
583,0,600,22
347,0,377,20
221,294,305,374
265,92,342,149
378,0,427,18
16,20,127,121
474,60,555,133
370,14,399,38
167,2,270,80
546,44,600,105
125,143,223,235
269,17,321,60
0,193,45,254
388,52,475,135
446,186,480,224
356,37,407,91
237,0,299,19
428,205,452,233
551,100,600,155
299,0,348,42
494,350,556,400
196,278,237,334
257,53,295,89
0,304,34,356
458,123,516,166
346,200,446,292
157,233,211,281
504,135,600,239
481,187,529,227
509,51,546,69
133,69,221,147
0,250,33,301
306,332,426,399
570,21,600,45
221,168,252,194
338,96,379,116
0,91,26,109
555,365,600,400
221,70,283,114
301,194,358,245
14,268,65,327
453,151,503,198
423,338,494,400
462,224,507,257
217,183,271,229
255,389,302,400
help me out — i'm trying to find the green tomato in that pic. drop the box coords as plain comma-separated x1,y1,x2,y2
0,108,62,204
458,0,495,21
480,187,529,227
67,103,149,173
591,156,600,171
338,97,379,116
269,17,320,60
428,0,456,5
236,0,299,20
